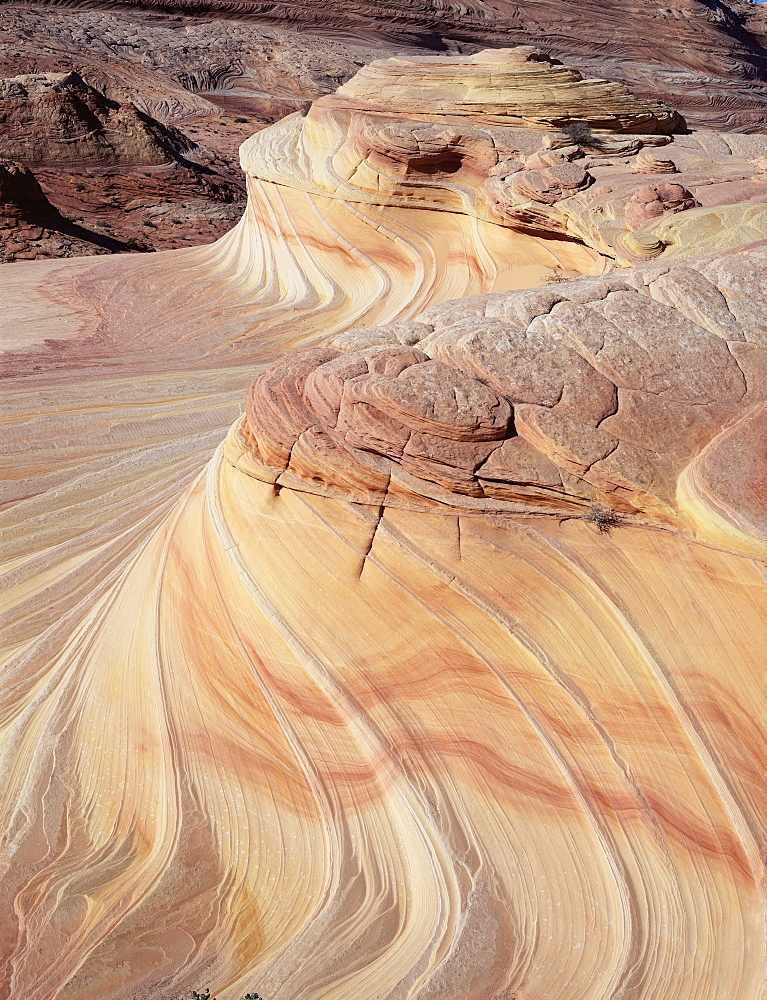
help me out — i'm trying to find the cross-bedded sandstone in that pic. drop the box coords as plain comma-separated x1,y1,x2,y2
2,41,767,1000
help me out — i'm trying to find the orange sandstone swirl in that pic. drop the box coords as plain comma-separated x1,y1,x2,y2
2,247,767,1000
3,47,767,1000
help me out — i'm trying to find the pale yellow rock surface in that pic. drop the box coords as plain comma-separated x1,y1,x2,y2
647,202,767,260
2,47,767,1000
331,46,682,132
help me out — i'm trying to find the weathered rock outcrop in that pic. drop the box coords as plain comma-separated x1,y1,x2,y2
0,157,132,261
2,45,767,1000
4,0,767,260
240,248,767,548
0,70,196,165
623,182,701,231
239,48,767,271
7,0,767,131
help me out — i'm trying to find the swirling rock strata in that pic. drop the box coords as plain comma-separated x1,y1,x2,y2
3,244,767,998
239,48,767,270
2,44,767,1000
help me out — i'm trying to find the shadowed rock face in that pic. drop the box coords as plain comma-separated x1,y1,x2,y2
0,157,132,261
3,43,767,1000
0,159,52,219
0,70,197,165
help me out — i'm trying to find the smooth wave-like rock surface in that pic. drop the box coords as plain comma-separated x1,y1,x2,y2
3,46,767,1000
4,248,767,999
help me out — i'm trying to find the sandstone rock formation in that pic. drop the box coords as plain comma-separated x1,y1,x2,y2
0,70,197,166
2,45,767,1000
4,0,767,260
240,249,767,547
623,182,701,231
238,48,767,271
8,0,767,130
0,157,139,261
0,63,246,256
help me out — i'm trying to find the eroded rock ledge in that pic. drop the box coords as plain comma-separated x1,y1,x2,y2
240,244,767,552
239,47,767,271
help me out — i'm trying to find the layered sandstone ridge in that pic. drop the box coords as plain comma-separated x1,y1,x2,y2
331,47,682,132
240,49,767,271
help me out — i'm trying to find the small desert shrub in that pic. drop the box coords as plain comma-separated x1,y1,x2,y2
189,990,264,1000
542,267,569,285
583,502,621,535
562,120,607,150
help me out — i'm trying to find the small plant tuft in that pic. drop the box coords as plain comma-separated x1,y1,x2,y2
187,990,265,1000
543,266,569,285
583,502,621,535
